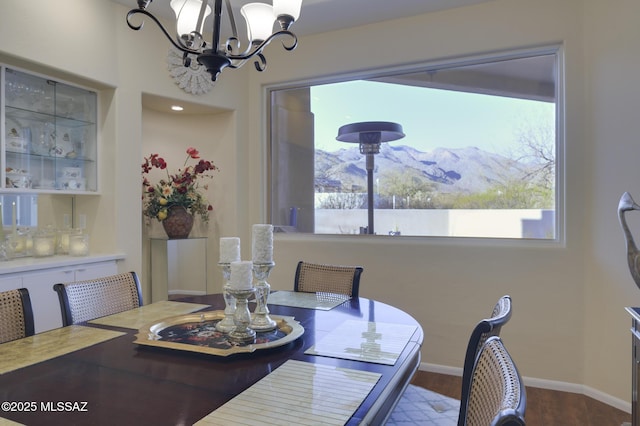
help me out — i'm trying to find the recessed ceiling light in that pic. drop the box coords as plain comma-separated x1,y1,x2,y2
171,105,184,111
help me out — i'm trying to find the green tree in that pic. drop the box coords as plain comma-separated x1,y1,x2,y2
378,170,436,209
451,180,553,209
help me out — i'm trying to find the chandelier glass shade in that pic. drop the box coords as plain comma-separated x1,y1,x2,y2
241,3,274,43
127,0,302,82
171,0,211,45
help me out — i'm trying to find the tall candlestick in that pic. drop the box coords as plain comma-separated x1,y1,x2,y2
11,202,16,236
252,224,273,264
230,261,254,290
219,237,241,263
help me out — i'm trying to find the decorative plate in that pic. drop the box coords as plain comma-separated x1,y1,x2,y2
166,47,215,95
134,311,304,356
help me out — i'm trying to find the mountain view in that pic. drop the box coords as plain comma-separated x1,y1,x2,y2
315,144,532,195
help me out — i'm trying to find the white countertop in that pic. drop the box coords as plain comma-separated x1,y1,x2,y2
0,253,126,275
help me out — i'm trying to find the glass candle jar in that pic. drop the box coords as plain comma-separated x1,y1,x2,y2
69,233,89,256
6,227,31,258
32,232,56,257
57,227,83,254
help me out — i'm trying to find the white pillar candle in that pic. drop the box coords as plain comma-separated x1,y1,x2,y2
219,237,241,263
251,224,273,264
230,260,253,290
11,202,16,236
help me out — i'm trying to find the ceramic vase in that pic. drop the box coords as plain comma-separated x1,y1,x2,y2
162,206,194,239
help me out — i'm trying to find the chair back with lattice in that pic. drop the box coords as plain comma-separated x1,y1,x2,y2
465,336,526,426
458,295,512,425
294,261,363,298
54,272,142,326
0,288,35,343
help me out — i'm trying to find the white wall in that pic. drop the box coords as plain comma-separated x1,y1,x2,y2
246,0,637,409
0,0,637,410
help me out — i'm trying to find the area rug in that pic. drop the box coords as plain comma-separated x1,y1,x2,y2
385,384,460,425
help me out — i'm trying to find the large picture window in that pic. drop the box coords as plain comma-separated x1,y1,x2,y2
269,46,562,240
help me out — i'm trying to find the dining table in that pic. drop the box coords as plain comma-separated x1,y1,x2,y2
0,291,423,426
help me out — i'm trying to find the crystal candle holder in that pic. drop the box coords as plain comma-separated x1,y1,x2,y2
250,261,277,331
215,262,237,333
227,287,256,342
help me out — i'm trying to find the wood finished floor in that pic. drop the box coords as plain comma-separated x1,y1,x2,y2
411,371,631,426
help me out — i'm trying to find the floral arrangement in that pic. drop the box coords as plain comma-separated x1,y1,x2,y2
142,147,218,223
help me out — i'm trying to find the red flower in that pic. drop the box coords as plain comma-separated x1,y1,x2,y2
186,147,200,159
195,159,216,174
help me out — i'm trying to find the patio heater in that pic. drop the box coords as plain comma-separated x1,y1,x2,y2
336,121,405,234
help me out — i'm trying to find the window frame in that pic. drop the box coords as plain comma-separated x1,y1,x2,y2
265,44,565,246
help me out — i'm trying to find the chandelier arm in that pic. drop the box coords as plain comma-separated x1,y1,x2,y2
126,9,200,56
195,0,208,37
253,53,267,72
226,59,246,70
225,30,297,61
224,36,243,56
224,0,238,40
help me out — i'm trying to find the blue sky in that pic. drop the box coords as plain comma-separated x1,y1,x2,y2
310,80,555,155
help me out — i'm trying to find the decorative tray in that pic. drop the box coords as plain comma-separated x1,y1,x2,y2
133,310,304,356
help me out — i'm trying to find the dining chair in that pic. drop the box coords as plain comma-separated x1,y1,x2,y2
293,261,363,298
53,271,143,326
0,288,35,343
386,295,513,425
464,336,526,425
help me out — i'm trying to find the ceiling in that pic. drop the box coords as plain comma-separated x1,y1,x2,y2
114,0,494,37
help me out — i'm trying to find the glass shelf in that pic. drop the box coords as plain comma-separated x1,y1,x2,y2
2,67,98,193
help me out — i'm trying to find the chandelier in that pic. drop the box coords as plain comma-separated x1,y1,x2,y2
127,0,302,82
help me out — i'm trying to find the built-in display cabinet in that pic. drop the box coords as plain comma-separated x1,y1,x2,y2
2,66,97,193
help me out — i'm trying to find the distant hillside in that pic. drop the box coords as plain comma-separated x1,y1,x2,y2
315,144,532,194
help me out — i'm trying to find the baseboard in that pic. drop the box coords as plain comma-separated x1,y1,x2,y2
167,290,206,296
419,362,632,414
582,384,632,414
419,362,463,377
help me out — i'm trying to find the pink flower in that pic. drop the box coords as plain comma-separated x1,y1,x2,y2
186,147,200,159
